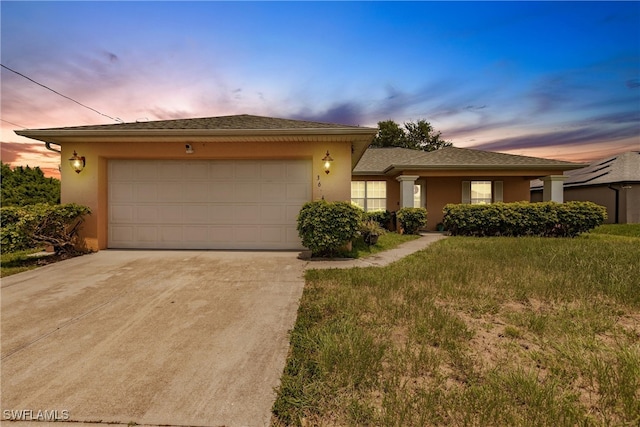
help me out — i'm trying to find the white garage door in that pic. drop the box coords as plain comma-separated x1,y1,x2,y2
108,159,311,250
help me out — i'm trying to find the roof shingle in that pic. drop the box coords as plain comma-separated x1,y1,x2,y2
27,114,368,131
354,146,583,174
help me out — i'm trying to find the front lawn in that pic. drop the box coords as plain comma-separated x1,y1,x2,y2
273,231,640,426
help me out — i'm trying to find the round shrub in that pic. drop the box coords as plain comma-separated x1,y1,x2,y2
397,207,428,235
297,200,362,256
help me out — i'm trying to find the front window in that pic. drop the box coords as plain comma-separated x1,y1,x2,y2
471,181,492,204
351,181,387,212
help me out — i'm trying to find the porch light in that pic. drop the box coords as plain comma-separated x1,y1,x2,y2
322,150,333,174
69,151,85,174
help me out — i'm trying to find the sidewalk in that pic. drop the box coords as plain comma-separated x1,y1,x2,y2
302,232,448,270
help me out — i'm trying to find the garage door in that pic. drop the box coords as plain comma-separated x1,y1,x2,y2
108,159,311,250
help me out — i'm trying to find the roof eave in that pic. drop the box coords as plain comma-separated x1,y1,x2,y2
16,127,377,139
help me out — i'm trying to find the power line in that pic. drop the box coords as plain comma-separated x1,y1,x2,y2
1,118,27,129
1,63,123,123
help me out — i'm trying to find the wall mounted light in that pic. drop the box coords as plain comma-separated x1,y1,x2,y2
69,151,86,174
322,150,333,174
185,144,194,154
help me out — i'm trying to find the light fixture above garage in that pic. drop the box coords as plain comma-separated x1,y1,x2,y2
322,150,333,174
69,151,85,174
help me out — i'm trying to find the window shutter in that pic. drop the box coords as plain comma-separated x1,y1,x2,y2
462,181,471,204
494,181,503,202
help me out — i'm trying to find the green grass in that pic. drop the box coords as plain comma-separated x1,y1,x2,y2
590,223,640,238
273,233,640,426
0,248,48,277
346,232,420,259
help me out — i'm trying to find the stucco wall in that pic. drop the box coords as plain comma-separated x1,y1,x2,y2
352,175,532,230
60,140,353,250
424,176,531,229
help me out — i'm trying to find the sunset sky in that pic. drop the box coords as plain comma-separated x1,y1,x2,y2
2,1,639,178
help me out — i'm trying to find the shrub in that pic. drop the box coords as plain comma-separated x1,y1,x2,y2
442,201,607,237
1,203,91,254
364,210,392,230
396,207,428,235
359,219,387,245
297,200,362,257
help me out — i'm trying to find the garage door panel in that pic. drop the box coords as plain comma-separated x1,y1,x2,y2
287,183,310,200
109,159,310,249
261,205,284,223
209,205,235,223
209,184,234,201
110,183,134,202
261,183,286,202
209,162,234,179
287,162,311,180
159,226,183,243
184,205,208,223
209,226,234,243
157,183,183,202
185,182,210,202
261,163,286,180
235,162,260,179
183,162,209,179
234,183,261,201
110,205,134,222
158,205,183,223
261,227,285,243
136,163,159,180
136,183,158,202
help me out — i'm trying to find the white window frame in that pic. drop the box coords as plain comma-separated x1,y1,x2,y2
351,180,387,212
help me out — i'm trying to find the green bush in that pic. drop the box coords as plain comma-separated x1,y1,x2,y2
396,207,428,234
364,210,392,230
442,201,607,237
297,200,362,257
1,203,91,254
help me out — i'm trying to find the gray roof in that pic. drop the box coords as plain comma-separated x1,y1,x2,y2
531,151,640,189
23,114,368,131
354,146,584,175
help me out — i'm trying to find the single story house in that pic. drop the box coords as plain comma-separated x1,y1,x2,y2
352,146,584,227
17,114,584,251
531,151,640,224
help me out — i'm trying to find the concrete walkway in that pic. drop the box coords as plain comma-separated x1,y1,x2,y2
302,232,448,270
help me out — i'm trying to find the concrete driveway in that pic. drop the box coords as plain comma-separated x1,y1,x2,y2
1,250,306,427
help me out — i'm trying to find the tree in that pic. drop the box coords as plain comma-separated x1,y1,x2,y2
1,162,61,206
369,119,453,152
370,120,406,148
404,119,453,152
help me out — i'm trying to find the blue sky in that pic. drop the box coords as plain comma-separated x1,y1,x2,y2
1,1,639,177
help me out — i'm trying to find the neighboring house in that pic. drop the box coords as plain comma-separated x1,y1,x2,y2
531,151,640,224
17,114,583,251
352,146,584,228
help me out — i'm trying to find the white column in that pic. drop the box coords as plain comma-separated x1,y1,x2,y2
396,175,419,208
541,175,567,203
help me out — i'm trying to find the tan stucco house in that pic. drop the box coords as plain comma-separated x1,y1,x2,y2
16,114,583,251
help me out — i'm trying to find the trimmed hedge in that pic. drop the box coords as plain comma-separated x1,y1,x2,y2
1,203,91,254
397,207,428,235
442,201,607,237
297,200,362,256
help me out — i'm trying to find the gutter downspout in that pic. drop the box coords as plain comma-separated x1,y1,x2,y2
607,184,619,224
45,142,61,153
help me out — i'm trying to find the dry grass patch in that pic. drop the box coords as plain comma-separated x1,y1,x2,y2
273,232,640,426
